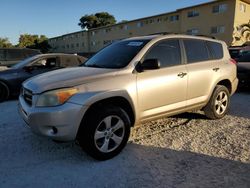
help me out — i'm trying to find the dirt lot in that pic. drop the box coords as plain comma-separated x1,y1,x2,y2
0,92,249,188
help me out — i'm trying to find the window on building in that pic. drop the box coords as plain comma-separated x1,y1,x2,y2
211,26,225,34
212,4,227,13
186,29,199,35
157,18,162,23
170,15,179,22
137,22,143,28
183,39,210,63
149,19,154,24
144,40,181,68
66,44,69,49
82,42,84,47
76,43,79,48
71,44,74,48
91,41,96,46
240,3,246,12
91,31,95,36
124,25,129,30
187,10,199,17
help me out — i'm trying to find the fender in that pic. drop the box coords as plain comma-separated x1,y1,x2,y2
68,89,139,123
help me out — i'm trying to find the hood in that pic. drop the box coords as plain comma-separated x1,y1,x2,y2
23,67,117,94
0,67,18,75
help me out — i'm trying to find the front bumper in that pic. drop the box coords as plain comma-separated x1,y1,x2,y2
18,95,87,141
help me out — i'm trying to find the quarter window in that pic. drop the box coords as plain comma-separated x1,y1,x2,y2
184,39,210,63
144,40,181,68
207,41,223,59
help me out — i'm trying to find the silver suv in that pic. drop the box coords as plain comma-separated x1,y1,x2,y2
18,35,238,160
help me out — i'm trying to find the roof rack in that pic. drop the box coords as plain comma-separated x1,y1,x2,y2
148,32,217,40
195,34,217,39
149,32,179,35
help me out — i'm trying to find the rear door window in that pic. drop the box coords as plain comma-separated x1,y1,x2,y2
207,41,223,59
183,39,210,63
144,39,182,68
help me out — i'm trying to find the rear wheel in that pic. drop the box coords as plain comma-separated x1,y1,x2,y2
77,105,131,160
204,85,230,119
0,82,9,102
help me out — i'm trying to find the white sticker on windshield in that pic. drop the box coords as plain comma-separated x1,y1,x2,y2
127,42,143,46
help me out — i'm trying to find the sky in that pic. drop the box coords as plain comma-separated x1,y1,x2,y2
0,0,212,45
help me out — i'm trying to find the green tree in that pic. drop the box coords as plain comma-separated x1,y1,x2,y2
118,20,128,24
18,34,51,53
0,37,12,48
78,12,116,30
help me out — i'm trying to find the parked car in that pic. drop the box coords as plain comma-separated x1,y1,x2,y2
235,51,250,87
0,53,86,102
0,48,41,67
229,45,250,60
19,35,238,160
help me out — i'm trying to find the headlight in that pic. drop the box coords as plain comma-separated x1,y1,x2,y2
36,88,78,107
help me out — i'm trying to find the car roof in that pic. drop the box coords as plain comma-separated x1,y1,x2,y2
125,34,224,43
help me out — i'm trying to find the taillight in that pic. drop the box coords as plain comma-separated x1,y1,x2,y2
230,58,237,65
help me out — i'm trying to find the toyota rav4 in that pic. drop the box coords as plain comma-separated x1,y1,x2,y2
18,34,238,160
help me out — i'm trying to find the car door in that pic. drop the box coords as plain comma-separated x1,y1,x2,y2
136,39,188,120
182,39,218,106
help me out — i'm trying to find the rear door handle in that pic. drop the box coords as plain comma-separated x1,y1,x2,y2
177,72,187,78
213,67,220,72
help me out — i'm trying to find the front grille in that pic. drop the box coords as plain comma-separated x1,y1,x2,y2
22,87,33,106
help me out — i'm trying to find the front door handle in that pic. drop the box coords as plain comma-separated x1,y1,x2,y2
213,67,220,72
177,72,187,78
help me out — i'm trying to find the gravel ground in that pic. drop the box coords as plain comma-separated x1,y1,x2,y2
0,92,249,188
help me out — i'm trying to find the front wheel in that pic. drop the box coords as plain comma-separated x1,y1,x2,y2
204,85,230,119
77,105,131,160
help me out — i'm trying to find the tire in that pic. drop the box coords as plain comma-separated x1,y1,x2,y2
77,105,131,160
0,81,9,102
204,85,230,119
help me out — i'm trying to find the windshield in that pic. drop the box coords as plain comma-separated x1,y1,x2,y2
81,39,150,69
12,55,39,69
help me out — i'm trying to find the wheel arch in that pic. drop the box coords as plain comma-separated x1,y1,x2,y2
216,79,232,94
75,91,137,138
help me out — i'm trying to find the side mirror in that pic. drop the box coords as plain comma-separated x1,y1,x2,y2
139,59,160,71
